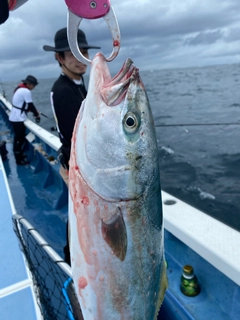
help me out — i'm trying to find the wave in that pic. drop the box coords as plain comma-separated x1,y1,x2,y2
185,186,215,200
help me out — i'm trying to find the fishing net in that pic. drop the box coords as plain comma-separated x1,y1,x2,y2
12,214,83,320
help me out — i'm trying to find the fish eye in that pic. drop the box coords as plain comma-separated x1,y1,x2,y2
123,112,139,133
126,116,135,127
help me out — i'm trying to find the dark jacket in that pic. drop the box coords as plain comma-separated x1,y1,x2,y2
51,74,87,165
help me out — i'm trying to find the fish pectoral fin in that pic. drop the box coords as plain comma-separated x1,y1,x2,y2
101,207,127,261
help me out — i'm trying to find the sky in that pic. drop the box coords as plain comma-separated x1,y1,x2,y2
1,0,240,82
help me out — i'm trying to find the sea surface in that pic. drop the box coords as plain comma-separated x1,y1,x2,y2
2,63,240,233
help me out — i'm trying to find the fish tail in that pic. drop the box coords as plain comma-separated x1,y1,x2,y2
154,260,168,319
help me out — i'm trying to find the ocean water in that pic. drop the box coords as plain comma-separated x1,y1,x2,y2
2,63,240,232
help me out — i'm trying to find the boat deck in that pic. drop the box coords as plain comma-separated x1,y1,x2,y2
0,98,68,257
0,156,41,319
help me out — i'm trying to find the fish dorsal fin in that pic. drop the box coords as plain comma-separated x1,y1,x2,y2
101,207,127,261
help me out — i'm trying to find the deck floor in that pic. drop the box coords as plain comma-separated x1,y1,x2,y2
0,155,41,319
0,116,68,258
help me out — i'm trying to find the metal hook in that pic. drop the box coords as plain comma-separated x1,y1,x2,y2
67,6,120,65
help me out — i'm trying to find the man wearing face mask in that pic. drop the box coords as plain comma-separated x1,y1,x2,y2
43,27,99,264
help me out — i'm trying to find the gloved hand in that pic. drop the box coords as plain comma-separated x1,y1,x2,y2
35,116,41,124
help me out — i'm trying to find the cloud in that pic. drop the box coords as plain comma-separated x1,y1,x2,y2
185,30,224,46
1,0,240,81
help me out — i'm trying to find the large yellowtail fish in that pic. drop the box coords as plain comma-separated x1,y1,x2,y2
68,53,168,319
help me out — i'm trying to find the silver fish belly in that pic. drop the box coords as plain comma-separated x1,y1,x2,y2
69,53,168,320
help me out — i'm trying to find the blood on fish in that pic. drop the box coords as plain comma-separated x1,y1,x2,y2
78,276,88,290
81,196,90,206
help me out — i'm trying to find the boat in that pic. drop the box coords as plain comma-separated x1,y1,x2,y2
0,92,240,320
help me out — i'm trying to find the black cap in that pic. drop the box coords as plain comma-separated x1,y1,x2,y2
21,75,38,86
43,27,100,52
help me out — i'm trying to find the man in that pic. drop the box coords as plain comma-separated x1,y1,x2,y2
43,28,100,263
9,75,41,165
43,28,100,185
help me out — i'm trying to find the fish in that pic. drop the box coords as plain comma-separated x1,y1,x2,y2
68,52,168,319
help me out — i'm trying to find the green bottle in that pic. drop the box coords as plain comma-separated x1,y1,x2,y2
180,265,200,297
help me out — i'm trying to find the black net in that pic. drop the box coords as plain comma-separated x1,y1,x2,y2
12,214,83,320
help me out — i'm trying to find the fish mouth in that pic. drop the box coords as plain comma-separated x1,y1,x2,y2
100,57,137,106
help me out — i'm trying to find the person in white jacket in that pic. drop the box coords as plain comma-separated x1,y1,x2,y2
9,75,41,165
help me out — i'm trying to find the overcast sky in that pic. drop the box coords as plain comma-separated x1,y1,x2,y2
1,0,240,82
